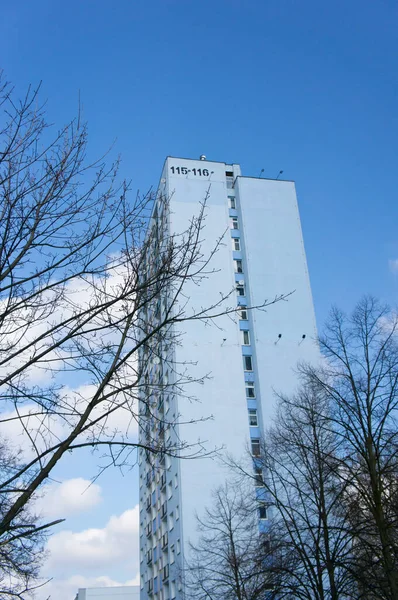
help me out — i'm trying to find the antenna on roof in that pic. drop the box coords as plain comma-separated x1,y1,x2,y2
258,169,264,178
276,170,283,179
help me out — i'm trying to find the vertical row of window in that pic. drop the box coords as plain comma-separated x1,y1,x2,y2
139,458,181,599
228,192,265,524
138,198,182,600
228,195,257,413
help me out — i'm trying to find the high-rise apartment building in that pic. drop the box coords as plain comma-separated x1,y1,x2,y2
138,156,318,600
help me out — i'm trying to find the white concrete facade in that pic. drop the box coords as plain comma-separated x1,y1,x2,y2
75,585,140,600
138,157,318,600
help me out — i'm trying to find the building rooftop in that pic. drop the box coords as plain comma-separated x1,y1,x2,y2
74,585,140,600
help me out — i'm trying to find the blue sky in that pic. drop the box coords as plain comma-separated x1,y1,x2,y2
2,0,397,324
1,0,397,595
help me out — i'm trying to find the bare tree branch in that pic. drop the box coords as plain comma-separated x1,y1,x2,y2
0,76,289,596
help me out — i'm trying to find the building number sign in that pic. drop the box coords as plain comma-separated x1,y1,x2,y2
170,166,210,177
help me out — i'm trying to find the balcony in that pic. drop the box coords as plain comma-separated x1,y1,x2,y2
226,176,234,189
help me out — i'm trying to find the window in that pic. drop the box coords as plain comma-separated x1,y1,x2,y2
249,408,258,426
169,512,174,530
176,538,181,554
258,505,268,520
244,356,253,371
251,438,261,456
242,330,250,345
239,308,248,320
226,171,234,188
246,382,255,398
263,537,271,554
228,196,236,209
171,581,176,600
234,259,243,273
231,217,239,230
233,238,241,251
176,505,179,520
254,466,264,487
236,284,245,296
170,544,175,564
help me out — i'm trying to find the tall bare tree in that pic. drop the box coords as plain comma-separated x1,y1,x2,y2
251,388,355,600
185,481,276,600
0,76,286,596
303,297,398,599
231,297,398,600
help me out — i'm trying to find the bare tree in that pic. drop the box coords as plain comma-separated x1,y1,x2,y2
229,297,398,600
185,481,276,600
302,297,398,599
250,387,355,600
0,76,287,595
0,439,54,599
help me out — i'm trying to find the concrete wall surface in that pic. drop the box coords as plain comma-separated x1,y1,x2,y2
75,585,140,600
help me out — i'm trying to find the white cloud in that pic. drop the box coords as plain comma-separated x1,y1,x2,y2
36,573,140,600
377,310,398,337
36,505,140,599
389,258,398,274
45,505,140,572
66,383,139,441
0,403,66,458
0,258,136,387
36,478,102,519
0,382,138,461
